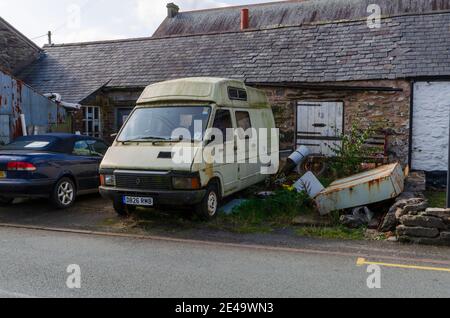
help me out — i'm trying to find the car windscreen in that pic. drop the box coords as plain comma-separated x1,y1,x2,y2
0,136,60,151
117,106,211,142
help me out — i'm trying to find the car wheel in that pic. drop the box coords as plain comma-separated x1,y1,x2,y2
0,196,13,206
195,183,220,221
51,178,76,209
113,198,135,217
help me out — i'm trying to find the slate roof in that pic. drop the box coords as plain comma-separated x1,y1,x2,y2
20,11,450,103
153,0,450,37
0,16,42,74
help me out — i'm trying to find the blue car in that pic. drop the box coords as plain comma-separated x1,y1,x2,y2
0,134,109,208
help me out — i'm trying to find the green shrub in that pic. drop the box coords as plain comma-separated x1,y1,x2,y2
328,124,375,178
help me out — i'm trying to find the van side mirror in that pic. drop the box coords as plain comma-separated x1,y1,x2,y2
205,135,216,146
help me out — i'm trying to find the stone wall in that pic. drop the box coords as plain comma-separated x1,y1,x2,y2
397,208,450,246
0,18,41,74
257,80,411,165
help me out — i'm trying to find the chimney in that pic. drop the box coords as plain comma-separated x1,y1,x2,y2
241,8,249,31
167,3,180,18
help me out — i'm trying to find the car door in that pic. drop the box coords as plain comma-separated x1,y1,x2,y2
211,109,239,194
71,139,102,191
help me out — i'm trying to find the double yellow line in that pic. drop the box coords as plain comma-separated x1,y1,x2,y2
357,258,450,273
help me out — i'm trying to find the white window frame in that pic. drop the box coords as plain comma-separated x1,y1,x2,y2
82,106,102,138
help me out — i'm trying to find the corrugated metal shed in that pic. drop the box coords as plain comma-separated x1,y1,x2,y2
0,69,68,144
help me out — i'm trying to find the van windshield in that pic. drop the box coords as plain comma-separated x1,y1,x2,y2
117,106,211,142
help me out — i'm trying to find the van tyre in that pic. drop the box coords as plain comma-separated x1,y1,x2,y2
196,184,220,220
0,196,13,206
51,177,76,209
113,198,136,217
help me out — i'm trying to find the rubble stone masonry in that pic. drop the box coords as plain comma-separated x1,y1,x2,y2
258,80,411,165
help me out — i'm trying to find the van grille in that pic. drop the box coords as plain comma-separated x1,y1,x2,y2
115,173,172,191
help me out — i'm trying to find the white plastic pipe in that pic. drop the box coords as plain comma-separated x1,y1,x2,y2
289,146,311,166
20,114,27,136
282,146,311,174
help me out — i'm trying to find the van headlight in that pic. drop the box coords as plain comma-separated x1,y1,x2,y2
172,177,201,190
101,175,116,187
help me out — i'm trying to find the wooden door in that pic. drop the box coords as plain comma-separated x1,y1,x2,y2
297,101,344,156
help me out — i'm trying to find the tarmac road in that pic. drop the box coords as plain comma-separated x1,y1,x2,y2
0,227,449,298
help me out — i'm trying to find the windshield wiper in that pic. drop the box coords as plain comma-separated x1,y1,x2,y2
120,136,166,143
121,136,183,143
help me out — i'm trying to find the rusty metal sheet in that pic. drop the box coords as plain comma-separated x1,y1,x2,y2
315,163,405,215
0,115,9,144
0,69,68,140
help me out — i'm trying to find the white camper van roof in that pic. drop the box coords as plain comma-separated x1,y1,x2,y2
136,77,270,109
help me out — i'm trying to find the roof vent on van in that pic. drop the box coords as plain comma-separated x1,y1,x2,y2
228,87,248,101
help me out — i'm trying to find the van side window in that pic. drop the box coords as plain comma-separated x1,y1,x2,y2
236,111,253,139
213,110,233,142
236,111,252,131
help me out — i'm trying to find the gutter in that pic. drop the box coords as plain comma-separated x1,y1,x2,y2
247,82,404,92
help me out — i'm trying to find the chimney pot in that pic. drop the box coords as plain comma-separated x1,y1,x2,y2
167,3,180,18
241,8,249,30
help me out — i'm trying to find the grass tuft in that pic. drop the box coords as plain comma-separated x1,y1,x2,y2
213,189,314,234
296,226,366,241
425,191,447,209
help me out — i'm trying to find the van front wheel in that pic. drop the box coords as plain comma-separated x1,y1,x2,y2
196,184,220,220
0,196,13,206
113,199,136,217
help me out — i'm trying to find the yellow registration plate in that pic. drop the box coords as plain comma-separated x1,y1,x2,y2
0,171,6,179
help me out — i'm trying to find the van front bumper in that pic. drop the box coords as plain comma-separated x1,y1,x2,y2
99,186,207,206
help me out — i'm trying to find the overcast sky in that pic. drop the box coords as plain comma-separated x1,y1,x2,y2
1,0,278,47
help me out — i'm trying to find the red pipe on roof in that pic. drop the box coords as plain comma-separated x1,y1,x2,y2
241,8,249,31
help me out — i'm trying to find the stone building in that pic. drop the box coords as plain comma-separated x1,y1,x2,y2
0,16,42,75
17,0,450,184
